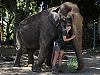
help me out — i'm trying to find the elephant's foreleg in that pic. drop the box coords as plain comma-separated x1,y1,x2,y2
45,49,53,67
37,52,48,67
45,41,53,67
32,38,49,72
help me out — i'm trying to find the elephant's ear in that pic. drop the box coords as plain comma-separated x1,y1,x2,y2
48,7,60,27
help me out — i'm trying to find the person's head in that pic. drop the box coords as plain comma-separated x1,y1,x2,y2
66,25,72,31
58,2,72,21
58,2,73,29
58,2,83,32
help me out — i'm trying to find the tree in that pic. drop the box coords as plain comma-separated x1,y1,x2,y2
1,0,100,48
1,0,39,46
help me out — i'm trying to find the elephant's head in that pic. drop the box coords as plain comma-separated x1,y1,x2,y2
59,2,84,70
50,2,84,70
34,2,84,72
49,2,82,31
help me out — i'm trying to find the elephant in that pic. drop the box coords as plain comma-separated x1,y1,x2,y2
14,2,84,72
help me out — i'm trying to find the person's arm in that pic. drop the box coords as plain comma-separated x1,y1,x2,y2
62,27,75,42
63,35,76,41
62,15,75,41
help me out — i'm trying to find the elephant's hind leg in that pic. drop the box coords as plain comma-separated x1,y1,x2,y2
27,48,34,66
14,49,23,67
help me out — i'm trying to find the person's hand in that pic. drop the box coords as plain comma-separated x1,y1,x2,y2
65,39,70,41
66,35,76,41
71,35,76,39
66,26,71,32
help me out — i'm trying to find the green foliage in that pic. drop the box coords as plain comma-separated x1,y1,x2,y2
17,0,39,16
1,8,14,42
67,56,78,72
1,0,39,46
1,0,100,48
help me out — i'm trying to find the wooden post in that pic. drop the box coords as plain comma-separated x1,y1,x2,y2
93,20,96,50
98,14,100,40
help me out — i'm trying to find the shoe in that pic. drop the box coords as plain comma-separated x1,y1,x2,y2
52,65,58,74
58,65,64,73
32,64,41,72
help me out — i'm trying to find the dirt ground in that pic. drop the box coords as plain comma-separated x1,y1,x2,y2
0,53,100,75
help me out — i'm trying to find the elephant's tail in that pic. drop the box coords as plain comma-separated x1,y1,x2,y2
16,30,21,50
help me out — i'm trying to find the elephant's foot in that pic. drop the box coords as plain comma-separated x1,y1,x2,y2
14,63,20,67
77,62,84,70
14,61,20,67
42,64,52,72
32,64,41,72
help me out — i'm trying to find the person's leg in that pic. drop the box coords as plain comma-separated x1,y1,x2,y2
52,51,59,73
58,50,64,72
52,51,59,66
58,50,64,66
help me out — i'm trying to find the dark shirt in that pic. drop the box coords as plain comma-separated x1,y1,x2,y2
55,15,72,50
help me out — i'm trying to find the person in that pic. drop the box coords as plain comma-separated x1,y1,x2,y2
52,14,76,73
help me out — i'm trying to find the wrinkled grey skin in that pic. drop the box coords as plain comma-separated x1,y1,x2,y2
14,8,60,67
14,2,84,72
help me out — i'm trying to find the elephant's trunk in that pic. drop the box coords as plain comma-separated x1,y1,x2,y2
72,12,84,70
73,38,84,70
72,25,84,70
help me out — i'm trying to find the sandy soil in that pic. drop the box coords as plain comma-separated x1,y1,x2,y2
0,53,100,75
